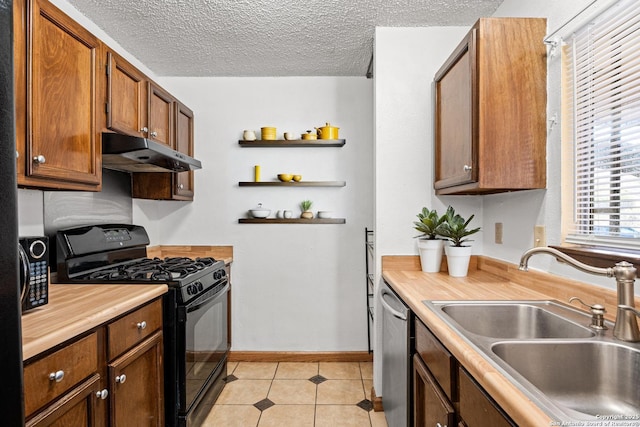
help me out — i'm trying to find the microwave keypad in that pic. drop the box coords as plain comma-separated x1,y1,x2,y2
28,260,48,306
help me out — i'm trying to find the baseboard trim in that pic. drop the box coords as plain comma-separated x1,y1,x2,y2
228,351,373,363
370,386,383,412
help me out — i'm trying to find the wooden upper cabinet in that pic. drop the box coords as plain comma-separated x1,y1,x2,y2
174,101,195,199
132,101,195,201
434,18,547,195
16,0,101,190
105,49,148,137
148,82,174,147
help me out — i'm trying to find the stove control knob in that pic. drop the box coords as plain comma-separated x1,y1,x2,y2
198,282,204,292
187,285,195,295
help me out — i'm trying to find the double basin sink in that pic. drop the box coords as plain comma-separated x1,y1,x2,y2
422,300,640,422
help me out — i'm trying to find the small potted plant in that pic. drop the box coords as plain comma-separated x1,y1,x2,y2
439,206,481,277
300,199,314,219
413,207,446,273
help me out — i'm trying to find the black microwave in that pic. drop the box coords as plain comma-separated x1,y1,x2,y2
19,236,49,312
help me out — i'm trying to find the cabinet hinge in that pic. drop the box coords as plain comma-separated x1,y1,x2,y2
105,64,110,76
105,103,109,114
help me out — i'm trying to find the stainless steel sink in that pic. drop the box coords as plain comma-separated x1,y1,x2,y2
440,302,595,339
422,300,640,422
492,341,640,417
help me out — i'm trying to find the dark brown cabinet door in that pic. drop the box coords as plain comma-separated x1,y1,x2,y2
22,0,100,189
106,50,148,137
458,368,514,427
413,354,456,427
147,82,173,147
109,331,164,427
174,101,195,199
26,374,100,427
434,30,475,191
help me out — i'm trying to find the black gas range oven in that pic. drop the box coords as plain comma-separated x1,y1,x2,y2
54,224,229,427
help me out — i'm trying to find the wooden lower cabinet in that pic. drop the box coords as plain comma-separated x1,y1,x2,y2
24,299,164,426
109,331,164,427
26,374,101,427
458,368,514,427
413,318,514,427
413,354,455,427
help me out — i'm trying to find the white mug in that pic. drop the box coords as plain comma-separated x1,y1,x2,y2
276,210,283,218
243,130,256,141
283,210,293,219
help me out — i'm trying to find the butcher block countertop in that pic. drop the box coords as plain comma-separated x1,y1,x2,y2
382,255,640,427
21,284,167,362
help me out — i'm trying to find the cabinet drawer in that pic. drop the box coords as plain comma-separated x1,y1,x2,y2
24,332,98,418
108,298,162,360
459,367,514,427
414,318,456,400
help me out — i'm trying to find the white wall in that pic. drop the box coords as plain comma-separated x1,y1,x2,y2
372,25,475,394
134,77,374,351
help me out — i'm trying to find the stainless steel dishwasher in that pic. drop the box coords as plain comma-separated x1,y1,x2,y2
380,280,412,427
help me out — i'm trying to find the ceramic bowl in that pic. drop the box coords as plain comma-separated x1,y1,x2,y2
317,211,333,219
249,203,271,218
278,174,293,182
292,175,302,182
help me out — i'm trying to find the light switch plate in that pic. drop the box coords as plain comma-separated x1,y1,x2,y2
534,225,546,247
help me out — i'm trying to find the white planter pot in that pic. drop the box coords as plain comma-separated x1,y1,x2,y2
444,245,472,277
417,239,444,273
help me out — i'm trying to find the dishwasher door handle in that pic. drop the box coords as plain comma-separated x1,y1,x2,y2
380,289,407,321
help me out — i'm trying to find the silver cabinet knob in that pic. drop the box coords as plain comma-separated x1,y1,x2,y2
140,127,148,133
115,374,127,384
16,151,19,159
49,370,64,382
33,155,46,164
177,184,184,190
136,321,147,330
463,164,472,172
150,131,158,138
96,389,109,400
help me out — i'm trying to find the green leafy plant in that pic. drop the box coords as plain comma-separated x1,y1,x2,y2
413,207,446,240
438,206,481,247
300,199,313,211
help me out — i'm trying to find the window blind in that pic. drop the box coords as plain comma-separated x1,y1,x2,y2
564,0,640,249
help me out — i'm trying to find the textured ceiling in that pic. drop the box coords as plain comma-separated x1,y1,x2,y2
66,0,503,77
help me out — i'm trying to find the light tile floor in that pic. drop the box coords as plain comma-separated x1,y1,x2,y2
201,361,388,427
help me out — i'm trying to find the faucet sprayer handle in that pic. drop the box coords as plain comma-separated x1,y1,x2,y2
618,305,640,318
569,297,608,330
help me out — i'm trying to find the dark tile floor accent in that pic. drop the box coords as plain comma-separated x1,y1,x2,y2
356,399,374,412
224,374,238,383
253,398,275,412
308,374,327,385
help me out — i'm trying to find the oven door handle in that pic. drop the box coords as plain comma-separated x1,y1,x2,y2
186,280,230,313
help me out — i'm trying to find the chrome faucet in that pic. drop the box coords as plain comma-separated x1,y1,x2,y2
519,246,640,342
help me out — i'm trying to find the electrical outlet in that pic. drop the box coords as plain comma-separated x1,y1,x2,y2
495,222,503,244
534,225,546,247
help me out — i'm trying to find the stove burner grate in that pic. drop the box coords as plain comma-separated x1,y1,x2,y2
82,256,217,282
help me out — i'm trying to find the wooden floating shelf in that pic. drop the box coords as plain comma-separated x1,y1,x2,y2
238,139,345,147
239,181,346,187
238,218,346,224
